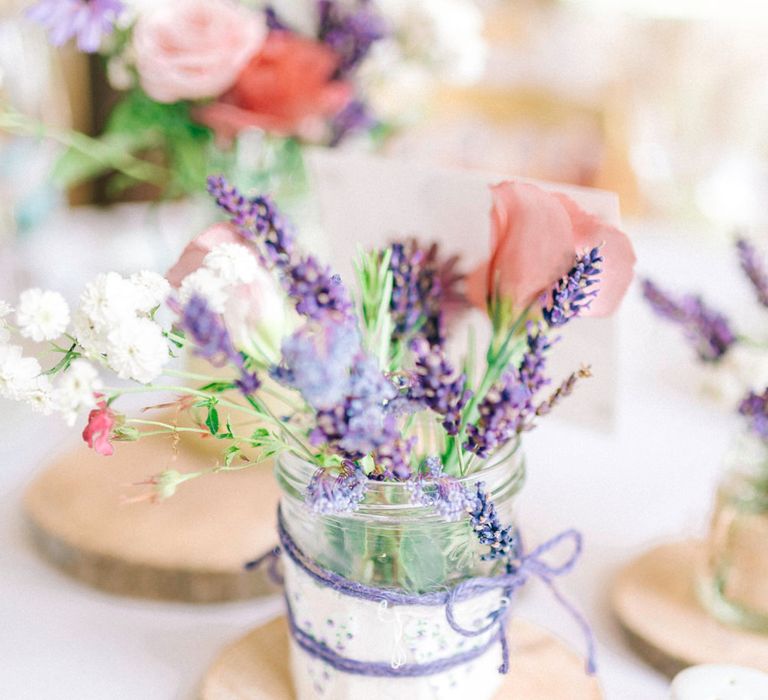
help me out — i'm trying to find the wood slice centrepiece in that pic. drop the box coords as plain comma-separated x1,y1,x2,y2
23,436,281,602
201,616,603,699
612,539,768,677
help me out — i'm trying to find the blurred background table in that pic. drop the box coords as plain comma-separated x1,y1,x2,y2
0,221,743,699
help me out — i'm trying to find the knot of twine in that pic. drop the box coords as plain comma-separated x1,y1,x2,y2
245,507,596,678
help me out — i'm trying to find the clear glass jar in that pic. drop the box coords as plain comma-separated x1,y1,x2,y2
275,452,525,700
698,433,768,632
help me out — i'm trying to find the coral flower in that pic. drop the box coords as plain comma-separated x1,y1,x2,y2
82,399,116,456
195,32,353,141
466,182,636,318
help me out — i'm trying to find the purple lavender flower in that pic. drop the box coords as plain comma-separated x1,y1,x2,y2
739,389,768,440
543,247,603,328
468,482,520,566
181,295,260,394
27,0,124,53
310,355,399,460
408,456,474,521
642,279,736,362
737,238,768,308
372,436,415,480
329,100,376,147
207,175,353,321
318,0,387,77
536,366,592,417
306,461,368,514
273,320,360,409
465,325,551,458
408,337,470,435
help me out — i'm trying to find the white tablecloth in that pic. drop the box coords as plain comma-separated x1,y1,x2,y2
0,224,747,699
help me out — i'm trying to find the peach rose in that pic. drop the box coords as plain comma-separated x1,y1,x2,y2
195,32,353,140
466,181,636,317
132,0,266,104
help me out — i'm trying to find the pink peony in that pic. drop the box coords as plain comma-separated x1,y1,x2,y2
82,399,116,456
195,32,353,140
466,181,636,317
132,0,266,104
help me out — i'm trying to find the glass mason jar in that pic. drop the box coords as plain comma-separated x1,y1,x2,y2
698,433,768,632
275,452,526,700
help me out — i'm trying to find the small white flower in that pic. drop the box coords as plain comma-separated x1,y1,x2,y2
15,288,70,342
204,243,259,286
0,301,12,343
54,359,102,425
179,268,229,313
129,271,171,313
106,317,169,384
0,345,42,400
24,375,56,415
79,272,142,331
72,310,109,359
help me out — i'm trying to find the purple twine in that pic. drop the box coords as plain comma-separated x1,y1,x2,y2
248,508,597,677
245,545,284,586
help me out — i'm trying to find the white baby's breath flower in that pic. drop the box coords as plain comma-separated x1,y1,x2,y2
23,375,56,415
179,268,229,313
0,301,12,343
79,272,142,331
106,317,169,384
54,359,102,425
72,310,109,359
15,288,70,342
203,243,259,286
0,345,42,400
129,271,171,313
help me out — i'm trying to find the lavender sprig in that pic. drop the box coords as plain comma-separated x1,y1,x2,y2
468,482,520,567
27,0,124,53
181,295,260,394
408,337,470,436
543,246,603,328
306,461,368,514
642,279,736,362
318,0,387,77
408,456,474,521
536,366,592,417
737,238,768,308
739,389,768,441
207,175,353,321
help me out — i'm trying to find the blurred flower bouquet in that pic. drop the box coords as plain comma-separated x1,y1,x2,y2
5,0,486,200
644,240,768,633
0,176,633,697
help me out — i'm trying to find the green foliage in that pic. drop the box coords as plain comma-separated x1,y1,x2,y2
398,530,447,591
354,247,394,368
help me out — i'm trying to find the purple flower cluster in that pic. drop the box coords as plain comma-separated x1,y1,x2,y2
27,0,123,53
536,366,592,417
273,320,361,409
181,295,260,394
737,238,768,308
465,326,551,458
468,482,520,566
408,337,470,435
310,355,400,461
408,456,474,521
544,247,603,328
389,241,446,345
739,389,768,441
642,279,736,362
306,461,368,514
318,0,387,77
372,437,415,480
207,175,353,321
329,100,376,147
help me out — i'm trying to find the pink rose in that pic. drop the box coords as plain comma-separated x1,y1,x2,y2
166,223,242,288
195,32,353,140
466,181,636,317
82,399,116,456
132,0,266,104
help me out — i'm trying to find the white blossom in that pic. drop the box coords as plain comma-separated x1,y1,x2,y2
72,310,109,359
15,288,71,342
24,375,56,415
79,272,142,331
203,243,259,286
179,268,229,313
0,301,12,343
0,345,42,400
53,359,102,425
106,317,169,383
129,270,171,313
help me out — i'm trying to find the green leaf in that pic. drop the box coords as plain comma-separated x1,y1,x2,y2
398,531,447,592
224,445,240,467
205,406,220,436
199,381,237,393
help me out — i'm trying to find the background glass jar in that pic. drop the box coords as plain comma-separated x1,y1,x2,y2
275,451,525,700
698,433,768,632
